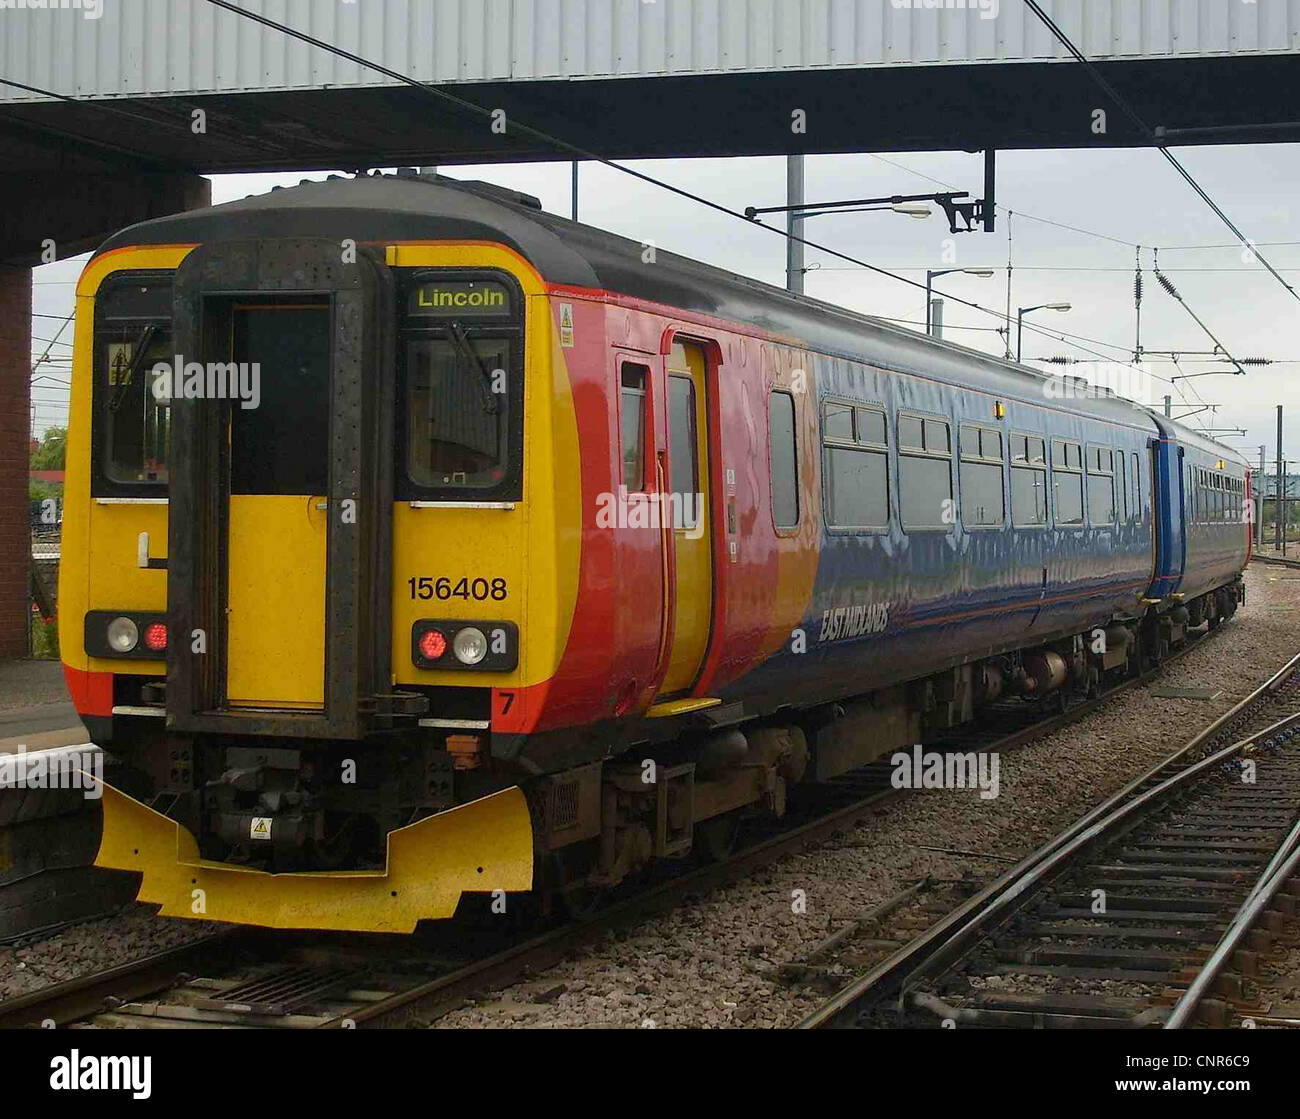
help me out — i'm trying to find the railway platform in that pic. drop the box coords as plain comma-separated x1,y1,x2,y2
0,663,123,941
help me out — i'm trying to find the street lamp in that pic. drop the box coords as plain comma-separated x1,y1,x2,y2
778,202,936,290
1017,303,1072,362
925,268,996,335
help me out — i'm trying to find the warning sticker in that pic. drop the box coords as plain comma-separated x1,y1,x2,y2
107,342,134,385
558,302,574,348
250,817,273,841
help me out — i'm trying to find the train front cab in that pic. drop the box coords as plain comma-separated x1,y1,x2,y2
60,237,585,932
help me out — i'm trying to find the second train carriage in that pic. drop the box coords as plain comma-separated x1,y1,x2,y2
60,173,1250,930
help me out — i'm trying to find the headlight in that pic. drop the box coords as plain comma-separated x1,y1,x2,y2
106,616,139,653
453,626,488,665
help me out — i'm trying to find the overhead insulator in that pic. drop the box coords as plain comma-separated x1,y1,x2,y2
1134,270,1143,303
1156,271,1179,299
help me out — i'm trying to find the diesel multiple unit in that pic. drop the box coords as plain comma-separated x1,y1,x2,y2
60,174,1250,931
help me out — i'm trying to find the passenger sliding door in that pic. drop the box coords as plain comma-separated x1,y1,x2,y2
656,340,714,696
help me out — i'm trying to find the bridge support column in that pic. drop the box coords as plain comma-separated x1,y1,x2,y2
0,265,31,657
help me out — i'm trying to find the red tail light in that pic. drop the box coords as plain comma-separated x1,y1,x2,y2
418,628,447,661
143,622,168,651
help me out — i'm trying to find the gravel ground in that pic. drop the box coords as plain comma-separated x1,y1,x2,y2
439,563,1300,1028
1248,939,1300,1026
0,907,222,1000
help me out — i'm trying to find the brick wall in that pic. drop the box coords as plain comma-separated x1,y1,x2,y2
0,265,31,657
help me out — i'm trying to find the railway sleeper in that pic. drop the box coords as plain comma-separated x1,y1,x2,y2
1021,922,1224,941
977,962,1177,984
996,945,1192,969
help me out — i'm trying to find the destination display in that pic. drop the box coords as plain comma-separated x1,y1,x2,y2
408,280,512,316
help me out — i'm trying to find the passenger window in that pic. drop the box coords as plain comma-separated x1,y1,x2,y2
1131,453,1140,516
959,424,1004,528
1118,453,1128,521
899,415,923,450
1086,445,1115,526
823,401,854,442
824,404,888,529
1053,440,1084,526
620,363,648,490
669,375,700,529
924,419,950,454
900,414,952,530
856,407,887,446
1011,430,1047,527
769,390,799,528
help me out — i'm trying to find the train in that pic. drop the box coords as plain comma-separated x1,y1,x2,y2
60,171,1250,932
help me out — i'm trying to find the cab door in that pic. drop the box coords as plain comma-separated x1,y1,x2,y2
167,238,397,739
657,340,714,695
224,300,330,708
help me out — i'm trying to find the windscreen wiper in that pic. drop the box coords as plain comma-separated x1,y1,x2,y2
447,320,500,415
107,323,160,413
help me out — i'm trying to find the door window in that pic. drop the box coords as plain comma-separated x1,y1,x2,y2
669,375,701,530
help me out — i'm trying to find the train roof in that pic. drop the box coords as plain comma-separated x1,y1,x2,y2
96,172,1245,465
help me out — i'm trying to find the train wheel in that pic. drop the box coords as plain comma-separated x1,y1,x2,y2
549,849,605,921
697,814,742,863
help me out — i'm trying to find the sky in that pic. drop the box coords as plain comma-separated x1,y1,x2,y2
29,143,1300,474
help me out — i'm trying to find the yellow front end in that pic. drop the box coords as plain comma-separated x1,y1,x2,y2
65,240,581,931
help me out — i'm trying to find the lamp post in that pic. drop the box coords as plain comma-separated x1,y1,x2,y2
925,268,995,335
1017,302,1072,362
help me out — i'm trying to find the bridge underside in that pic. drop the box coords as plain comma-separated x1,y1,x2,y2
2,56,1297,196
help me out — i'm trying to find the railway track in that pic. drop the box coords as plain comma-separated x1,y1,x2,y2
800,649,1300,1029
0,620,1257,1029
1252,554,1300,570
